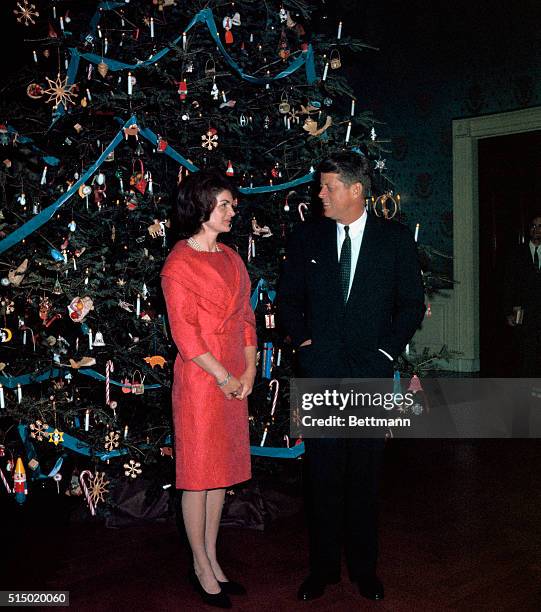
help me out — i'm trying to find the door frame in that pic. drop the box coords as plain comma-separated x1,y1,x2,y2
451,106,541,371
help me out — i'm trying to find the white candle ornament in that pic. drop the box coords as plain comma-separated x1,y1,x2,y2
17,384,22,404
345,121,352,143
88,328,93,351
150,18,154,38
136,294,141,317
351,99,355,116
414,223,420,242
322,62,329,81
0,384,4,409
32,50,37,63
127,72,133,96
337,21,343,39
60,16,64,31
85,409,90,431
182,32,187,49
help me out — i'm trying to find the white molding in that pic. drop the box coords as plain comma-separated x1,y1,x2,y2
448,107,541,371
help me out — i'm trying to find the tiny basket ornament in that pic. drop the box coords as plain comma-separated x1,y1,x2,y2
204,58,216,76
131,370,145,395
278,91,291,114
330,49,342,69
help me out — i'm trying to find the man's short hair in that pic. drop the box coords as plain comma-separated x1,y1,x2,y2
317,151,372,194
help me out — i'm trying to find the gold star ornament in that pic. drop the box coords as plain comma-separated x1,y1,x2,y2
43,74,78,110
48,428,64,446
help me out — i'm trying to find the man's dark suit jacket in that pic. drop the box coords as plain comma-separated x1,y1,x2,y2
503,243,541,377
278,214,426,379
504,243,541,329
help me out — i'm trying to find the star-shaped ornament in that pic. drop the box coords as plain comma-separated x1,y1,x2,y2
48,428,64,446
13,1,39,26
43,74,78,110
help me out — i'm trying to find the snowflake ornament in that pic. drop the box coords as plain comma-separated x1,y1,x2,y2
375,159,386,171
201,129,218,150
29,419,49,441
13,1,39,26
89,471,109,506
123,459,142,479
43,74,78,110
104,430,120,451
370,127,377,141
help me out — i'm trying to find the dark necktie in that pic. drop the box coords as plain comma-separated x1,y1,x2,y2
535,246,540,271
339,226,351,303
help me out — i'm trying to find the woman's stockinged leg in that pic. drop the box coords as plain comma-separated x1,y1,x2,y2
182,490,221,594
205,488,228,582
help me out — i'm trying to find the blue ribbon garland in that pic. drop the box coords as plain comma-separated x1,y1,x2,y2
7,125,60,166
0,115,314,255
18,424,66,480
53,7,317,125
250,278,276,310
17,424,304,474
0,114,128,255
0,365,160,390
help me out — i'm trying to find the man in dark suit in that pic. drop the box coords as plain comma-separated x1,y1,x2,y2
504,213,541,377
277,151,425,602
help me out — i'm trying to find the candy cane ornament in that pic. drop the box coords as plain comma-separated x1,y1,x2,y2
105,360,114,407
298,202,308,221
269,379,280,417
0,467,11,494
79,470,96,516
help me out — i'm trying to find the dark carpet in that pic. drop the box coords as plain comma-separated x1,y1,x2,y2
3,439,541,611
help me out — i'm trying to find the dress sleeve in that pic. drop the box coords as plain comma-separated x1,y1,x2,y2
161,275,210,360
240,266,257,347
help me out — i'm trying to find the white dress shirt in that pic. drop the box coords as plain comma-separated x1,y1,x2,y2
529,241,540,268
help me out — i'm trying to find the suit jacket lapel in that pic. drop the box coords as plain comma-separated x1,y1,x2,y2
316,218,343,309
348,214,380,308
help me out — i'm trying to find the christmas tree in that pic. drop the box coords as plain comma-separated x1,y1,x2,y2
0,0,422,515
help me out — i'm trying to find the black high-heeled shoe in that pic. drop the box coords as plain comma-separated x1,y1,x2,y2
188,569,232,609
218,579,247,596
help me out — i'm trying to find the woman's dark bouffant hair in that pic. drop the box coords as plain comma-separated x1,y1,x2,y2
173,169,237,239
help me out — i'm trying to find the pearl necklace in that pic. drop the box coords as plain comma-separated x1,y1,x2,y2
187,236,221,252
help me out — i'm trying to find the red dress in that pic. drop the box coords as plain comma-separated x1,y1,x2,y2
160,241,257,490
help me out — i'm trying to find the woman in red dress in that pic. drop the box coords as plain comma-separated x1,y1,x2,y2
161,170,257,608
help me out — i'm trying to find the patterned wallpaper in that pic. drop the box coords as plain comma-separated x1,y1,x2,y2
346,0,541,255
